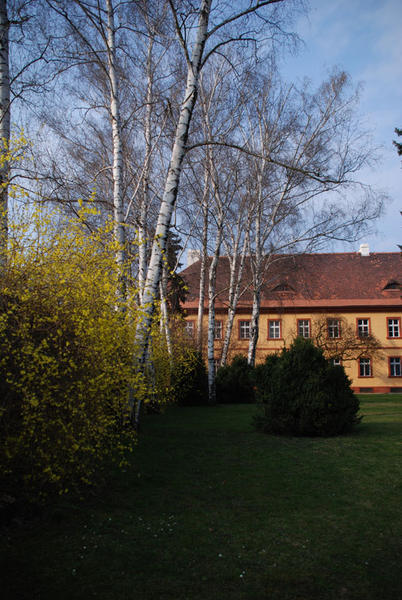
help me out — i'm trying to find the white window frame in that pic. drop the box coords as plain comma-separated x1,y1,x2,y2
359,358,371,377
328,319,340,339
357,319,370,337
239,320,251,340
298,319,310,338
331,358,342,367
388,318,400,338
214,321,223,340
268,320,281,339
390,357,402,377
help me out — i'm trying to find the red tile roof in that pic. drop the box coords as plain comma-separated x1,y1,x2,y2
181,252,402,312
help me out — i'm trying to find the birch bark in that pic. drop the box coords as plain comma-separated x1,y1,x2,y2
248,168,265,367
207,215,223,404
196,165,209,354
138,35,154,303
220,228,249,366
137,0,211,364
160,264,173,359
105,0,126,302
0,0,9,266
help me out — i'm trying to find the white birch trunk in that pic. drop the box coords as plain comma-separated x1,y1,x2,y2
106,0,126,301
138,36,154,303
196,166,209,354
0,0,9,266
136,0,211,363
248,190,263,367
221,230,249,365
132,0,211,427
207,219,223,404
248,284,261,367
160,263,173,359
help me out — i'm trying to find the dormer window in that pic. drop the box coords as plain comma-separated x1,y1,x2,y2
272,283,294,293
383,281,401,291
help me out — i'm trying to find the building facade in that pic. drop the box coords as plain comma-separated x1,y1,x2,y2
181,248,402,393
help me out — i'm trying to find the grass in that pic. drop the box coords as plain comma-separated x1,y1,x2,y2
2,395,402,600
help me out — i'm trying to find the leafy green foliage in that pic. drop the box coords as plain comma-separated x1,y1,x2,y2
254,338,361,436
165,230,188,313
216,354,255,404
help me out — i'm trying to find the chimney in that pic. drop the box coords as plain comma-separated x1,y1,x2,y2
187,249,201,267
358,243,370,257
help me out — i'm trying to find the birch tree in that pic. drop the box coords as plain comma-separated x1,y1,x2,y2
242,70,383,365
40,0,131,300
182,54,257,402
0,0,9,264
136,0,298,370
105,0,125,298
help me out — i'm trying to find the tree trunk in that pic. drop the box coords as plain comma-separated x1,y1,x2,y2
221,231,249,365
196,166,209,354
138,35,154,303
207,219,223,404
0,0,9,267
133,0,211,427
247,284,261,367
136,0,211,363
106,0,126,303
248,191,263,366
160,263,173,359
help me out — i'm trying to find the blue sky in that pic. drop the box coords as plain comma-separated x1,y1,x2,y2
281,0,402,252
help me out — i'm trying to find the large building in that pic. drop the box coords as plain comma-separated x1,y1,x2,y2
181,246,402,393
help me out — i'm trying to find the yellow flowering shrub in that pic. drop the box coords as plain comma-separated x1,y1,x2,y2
0,202,148,501
150,317,208,407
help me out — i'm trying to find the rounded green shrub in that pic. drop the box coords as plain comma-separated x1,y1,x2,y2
254,337,361,436
216,354,255,404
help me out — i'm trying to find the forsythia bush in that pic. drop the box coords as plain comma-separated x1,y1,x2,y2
0,202,147,502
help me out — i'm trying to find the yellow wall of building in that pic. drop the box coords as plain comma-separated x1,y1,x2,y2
191,309,402,392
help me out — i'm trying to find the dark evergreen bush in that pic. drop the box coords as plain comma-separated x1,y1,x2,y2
254,337,361,436
216,354,255,404
172,351,208,406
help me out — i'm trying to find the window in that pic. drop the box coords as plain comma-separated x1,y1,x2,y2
331,358,342,367
297,319,310,338
239,320,251,339
214,321,223,340
213,359,220,374
268,320,281,339
328,319,340,338
390,357,402,377
357,319,370,337
387,318,401,338
359,358,372,377
185,321,194,337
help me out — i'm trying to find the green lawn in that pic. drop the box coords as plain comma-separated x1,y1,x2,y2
2,395,402,600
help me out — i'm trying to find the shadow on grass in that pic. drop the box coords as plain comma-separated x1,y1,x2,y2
2,400,402,600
